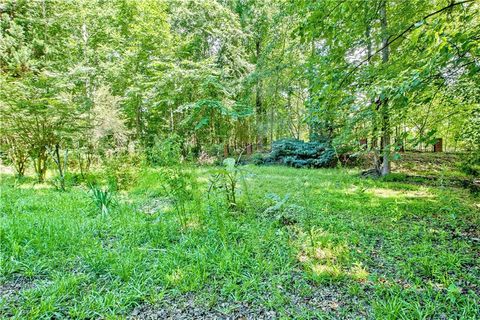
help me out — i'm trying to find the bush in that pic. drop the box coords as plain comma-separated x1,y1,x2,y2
60,172,96,188
159,167,198,228
263,193,304,225
147,134,182,166
459,152,480,177
207,158,249,209
203,143,225,159
197,150,217,166
264,139,336,168
251,152,265,165
104,153,143,190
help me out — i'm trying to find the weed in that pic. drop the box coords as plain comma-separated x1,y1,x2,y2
104,153,143,190
263,193,304,225
159,167,198,229
89,184,114,215
207,158,249,209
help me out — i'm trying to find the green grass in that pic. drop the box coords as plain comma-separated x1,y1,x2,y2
391,152,472,181
1,165,479,319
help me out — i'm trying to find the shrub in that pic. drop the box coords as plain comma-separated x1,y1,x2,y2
89,184,114,215
208,158,248,208
197,150,217,166
202,143,224,159
104,153,143,190
159,167,198,228
63,172,97,187
263,193,304,225
459,152,480,177
147,134,182,166
251,152,265,165
264,139,336,168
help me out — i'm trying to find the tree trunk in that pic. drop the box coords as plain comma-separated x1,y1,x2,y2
380,0,391,176
7,139,27,177
380,106,391,175
136,96,143,143
365,13,381,172
53,144,68,191
255,39,266,150
34,146,48,183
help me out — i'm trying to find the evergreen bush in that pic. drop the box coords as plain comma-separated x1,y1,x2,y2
263,139,336,168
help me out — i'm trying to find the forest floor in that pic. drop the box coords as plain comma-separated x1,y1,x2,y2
1,161,479,319
390,152,474,182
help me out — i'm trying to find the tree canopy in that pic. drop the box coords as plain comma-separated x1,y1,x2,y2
1,0,479,178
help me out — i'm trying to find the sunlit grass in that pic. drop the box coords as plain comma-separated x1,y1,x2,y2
1,166,479,318
368,187,434,199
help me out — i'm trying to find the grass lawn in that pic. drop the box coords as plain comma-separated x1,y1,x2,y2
1,165,479,319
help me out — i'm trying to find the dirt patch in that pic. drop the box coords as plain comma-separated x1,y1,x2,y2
0,276,35,308
141,197,173,215
130,296,276,320
130,276,370,319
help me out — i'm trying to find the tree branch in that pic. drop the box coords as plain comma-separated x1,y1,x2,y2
338,0,475,87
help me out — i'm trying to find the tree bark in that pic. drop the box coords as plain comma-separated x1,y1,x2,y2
255,39,266,150
34,146,48,182
53,144,68,191
380,0,391,176
136,94,144,143
365,12,381,171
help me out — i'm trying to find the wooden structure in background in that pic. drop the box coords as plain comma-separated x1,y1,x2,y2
433,138,443,152
359,138,368,149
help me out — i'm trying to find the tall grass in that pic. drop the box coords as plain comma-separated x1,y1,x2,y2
89,184,114,215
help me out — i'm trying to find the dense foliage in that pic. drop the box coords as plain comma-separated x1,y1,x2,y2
1,0,479,179
264,139,336,168
1,2,479,318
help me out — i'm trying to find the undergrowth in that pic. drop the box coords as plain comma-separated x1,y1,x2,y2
1,166,479,319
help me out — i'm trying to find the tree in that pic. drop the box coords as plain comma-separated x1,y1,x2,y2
292,0,479,174
0,74,84,182
1,0,478,178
